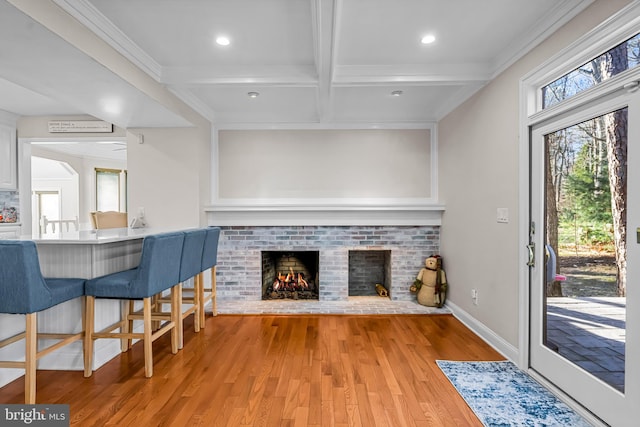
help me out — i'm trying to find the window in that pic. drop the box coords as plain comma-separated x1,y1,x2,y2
542,33,640,109
96,168,126,212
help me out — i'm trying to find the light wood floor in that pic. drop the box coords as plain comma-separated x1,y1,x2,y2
0,314,504,426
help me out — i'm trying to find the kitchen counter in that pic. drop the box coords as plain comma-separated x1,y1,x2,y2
17,226,180,244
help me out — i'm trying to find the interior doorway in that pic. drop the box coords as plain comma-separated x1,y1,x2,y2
21,138,127,233
31,156,79,234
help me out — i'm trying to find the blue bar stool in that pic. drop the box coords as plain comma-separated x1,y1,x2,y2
0,241,86,404
156,228,207,348
198,227,221,325
83,231,184,378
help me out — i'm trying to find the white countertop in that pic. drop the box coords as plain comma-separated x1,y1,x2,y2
16,227,181,245
0,222,20,227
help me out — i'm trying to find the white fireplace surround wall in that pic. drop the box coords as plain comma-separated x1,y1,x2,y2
207,127,442,226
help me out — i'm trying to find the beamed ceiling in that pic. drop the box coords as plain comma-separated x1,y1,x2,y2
0,0,594,128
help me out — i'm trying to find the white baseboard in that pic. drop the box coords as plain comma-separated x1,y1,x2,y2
445,300,519,363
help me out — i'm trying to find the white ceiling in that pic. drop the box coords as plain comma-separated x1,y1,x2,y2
0,0,593,128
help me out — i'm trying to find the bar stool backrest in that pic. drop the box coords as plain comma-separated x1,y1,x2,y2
133,232,184,298
0,241,52,314
180,229,207,282
92,211,128,229
201,227,221,271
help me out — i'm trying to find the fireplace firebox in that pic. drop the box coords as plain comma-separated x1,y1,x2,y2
262,251,319,300
348,250,391,297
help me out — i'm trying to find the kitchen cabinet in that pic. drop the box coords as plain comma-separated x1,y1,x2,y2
0,123,17,189
0,224,20,239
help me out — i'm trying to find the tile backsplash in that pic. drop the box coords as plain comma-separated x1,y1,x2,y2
0,191,19,223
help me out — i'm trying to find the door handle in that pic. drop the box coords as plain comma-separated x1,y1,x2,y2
526,244,535,267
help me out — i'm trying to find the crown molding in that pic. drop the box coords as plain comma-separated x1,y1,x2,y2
491,0,595,79
52,0,162,80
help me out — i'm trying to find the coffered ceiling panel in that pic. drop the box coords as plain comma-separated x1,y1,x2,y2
0,0,594,127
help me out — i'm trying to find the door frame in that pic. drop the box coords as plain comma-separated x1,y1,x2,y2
518,3,640,424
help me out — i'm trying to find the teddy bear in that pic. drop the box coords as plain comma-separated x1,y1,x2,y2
410,255,447,307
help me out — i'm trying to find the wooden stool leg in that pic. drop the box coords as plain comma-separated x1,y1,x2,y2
151,294,161,331
175,284,183,350
84,296,95,377
198,272,206,327
193,275,200,333
172,284,181,353
143,298,153,378
212,266,217,317
25,313,37,404
121,300,134,352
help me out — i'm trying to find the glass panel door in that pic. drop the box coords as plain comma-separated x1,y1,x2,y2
543,110,626,392
530,89,639,426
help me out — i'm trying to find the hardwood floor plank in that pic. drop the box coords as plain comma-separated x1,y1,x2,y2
0,314,502,426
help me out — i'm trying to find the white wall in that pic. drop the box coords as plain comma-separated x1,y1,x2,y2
218,129,431,200
438,0,631,351
127,126,211,228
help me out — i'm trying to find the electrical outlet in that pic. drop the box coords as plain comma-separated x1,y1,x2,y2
471,289,478,305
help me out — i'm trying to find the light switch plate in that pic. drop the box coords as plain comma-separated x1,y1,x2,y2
497,208,509,223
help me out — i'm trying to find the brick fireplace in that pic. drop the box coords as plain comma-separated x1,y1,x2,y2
215,225,440,302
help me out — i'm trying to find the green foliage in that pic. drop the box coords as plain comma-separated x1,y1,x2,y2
562,142,612,223
559,221,613,246
558,140,614,247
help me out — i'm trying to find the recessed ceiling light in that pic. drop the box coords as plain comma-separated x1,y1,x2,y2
216,36,230,46
248,91,259,98
391,90,403,96
421,34,436,45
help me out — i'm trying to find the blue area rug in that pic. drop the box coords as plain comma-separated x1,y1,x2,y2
436,360,591,427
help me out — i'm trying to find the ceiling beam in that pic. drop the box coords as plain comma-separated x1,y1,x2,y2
161,65,318,86
313,0,337,122
333,64,492,86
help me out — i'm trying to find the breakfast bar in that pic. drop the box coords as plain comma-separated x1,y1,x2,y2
0,228,182,385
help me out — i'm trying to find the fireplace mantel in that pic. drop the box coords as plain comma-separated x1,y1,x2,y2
204,199,445,226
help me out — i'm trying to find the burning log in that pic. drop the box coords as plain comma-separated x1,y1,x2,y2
269,270,313,296
298,273,308,289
